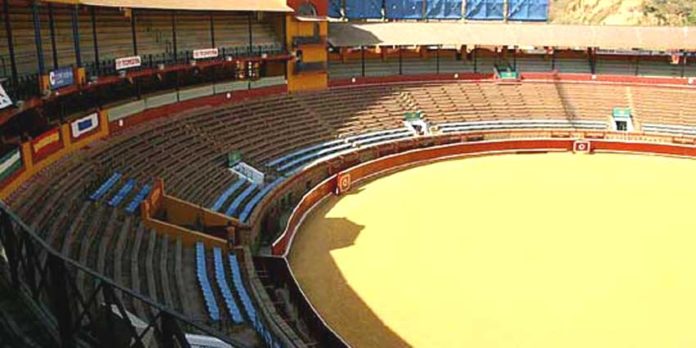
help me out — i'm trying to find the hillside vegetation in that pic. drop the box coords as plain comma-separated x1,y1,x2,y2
550,0,696,26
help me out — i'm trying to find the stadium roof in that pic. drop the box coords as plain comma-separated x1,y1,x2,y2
44,0,292,12
328,22,696,51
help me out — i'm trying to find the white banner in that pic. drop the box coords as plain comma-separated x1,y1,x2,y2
230,162,265,185
0,83,12,110
71,113,99,138
0,150,20,176
115,56,142,70
193,48,219,60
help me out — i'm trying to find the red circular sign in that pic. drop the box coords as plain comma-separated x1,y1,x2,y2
339,174,351,193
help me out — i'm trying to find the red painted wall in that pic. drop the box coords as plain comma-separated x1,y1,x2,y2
271,137,696,256
286,0,328,16
271,138,575,255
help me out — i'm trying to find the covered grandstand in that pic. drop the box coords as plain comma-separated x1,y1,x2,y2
1,0,696,347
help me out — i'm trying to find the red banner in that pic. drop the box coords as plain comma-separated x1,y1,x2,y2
573,140,591,153
31,128,63,162
336,172,352,195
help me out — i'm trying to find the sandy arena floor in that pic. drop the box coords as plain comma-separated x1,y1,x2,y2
289,153,696,347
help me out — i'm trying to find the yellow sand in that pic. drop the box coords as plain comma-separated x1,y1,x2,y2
289,153,696,348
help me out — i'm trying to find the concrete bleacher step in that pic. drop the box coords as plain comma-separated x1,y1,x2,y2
183,244,207,322
130,224,148,320
58,201,91,255
113,216,133,302
96,209,121,278
159,235,176,310
145,230,159,318
174,238,193,315
72,205,103,283
0,276,57,347
77,205,110,298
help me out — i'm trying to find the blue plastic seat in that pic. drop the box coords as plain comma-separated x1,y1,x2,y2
225,184,258,217
195,242,221,321
211,178,246,212
213,248,244,324
125,184,151,213
239,177,284,223
228,253,257,323
89,172,122,201
108,179,136,207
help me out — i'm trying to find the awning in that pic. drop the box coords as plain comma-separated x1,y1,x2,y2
43,0,293,12
295,15,328,22
329,22,696,51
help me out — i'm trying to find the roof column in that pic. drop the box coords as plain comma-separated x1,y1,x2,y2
3,0,19,98
48,3,59,69
90,6,100,74
171,11,178,63
130,8,138,56
71,5,82,68
31,0,46,75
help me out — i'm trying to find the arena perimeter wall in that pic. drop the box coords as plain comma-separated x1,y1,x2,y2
271,137,696,256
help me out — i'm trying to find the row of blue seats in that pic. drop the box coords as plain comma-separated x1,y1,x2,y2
89,172,122,201
225,183,258,217
266,139,346,168
211,178,247,212
239,177,285,224
213,248,244,324
125,184,152,214
108,179,135,207
89,172,152,213
196,242,221,321
438,119,608,134
343,128,411,144
228,253,280,347
267,129,414,176
350,128,413,147
276,142,352,173
228,254,257,326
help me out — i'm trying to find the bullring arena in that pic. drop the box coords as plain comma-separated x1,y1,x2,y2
290,152,696,347
2,0,696,347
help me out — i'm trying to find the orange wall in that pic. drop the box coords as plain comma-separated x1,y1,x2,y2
285,15,328,92
139,179,240,248
0,110,110,199
141,200,228,249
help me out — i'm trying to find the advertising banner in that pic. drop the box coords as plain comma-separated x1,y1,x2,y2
0,82,12,110
31,128,62,160
70,113,99,139
115,56,142,70
49,67,75,90
0,149,21,183
193,48,220,60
